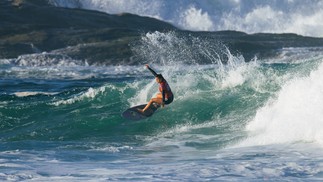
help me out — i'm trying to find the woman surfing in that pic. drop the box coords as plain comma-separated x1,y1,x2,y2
138,64,174,113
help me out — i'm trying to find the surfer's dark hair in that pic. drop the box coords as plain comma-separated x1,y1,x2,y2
156,74,164,80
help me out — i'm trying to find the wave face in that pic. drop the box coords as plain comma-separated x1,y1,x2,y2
50,0,323,37
1,31,323,180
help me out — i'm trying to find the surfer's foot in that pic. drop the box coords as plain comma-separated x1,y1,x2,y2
137,108,145,113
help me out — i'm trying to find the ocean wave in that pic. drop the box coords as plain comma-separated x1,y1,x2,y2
2,26,323,149
242,59,323,146
89,145,133,153
14,52,88,67
14,92,59,97
0,54,145,80
51,86,106,106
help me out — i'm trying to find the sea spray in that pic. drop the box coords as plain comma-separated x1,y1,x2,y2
132,31,226,66
129,31,253,111
132,31,262,91
242,60,323,146
125,32,277,151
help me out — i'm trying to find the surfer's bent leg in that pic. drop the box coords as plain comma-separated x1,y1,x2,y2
141,95,163,112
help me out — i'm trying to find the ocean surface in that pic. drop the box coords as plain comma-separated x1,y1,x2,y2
1,30,323,181
0,0,323,181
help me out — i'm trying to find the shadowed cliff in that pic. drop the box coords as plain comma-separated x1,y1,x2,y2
0,0,176,65
1,0,323,65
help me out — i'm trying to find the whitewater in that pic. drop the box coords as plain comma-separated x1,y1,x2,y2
1,30,323,180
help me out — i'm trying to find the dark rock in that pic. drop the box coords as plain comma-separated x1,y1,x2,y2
1,0,323,65
0,0,176,64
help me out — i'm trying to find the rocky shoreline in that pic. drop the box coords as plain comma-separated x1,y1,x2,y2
1,0,323,65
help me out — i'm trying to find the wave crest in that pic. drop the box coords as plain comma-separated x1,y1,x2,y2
242,60,323,146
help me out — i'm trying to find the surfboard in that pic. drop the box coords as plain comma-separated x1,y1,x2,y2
122,103,160,121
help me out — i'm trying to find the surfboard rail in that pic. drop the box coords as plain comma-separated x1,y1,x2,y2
122,103,160,121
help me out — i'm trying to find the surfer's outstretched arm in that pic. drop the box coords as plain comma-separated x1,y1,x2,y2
145,64,158,77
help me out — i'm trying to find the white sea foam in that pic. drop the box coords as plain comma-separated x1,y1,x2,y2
15,52,88,67
0,53,145,80
242,60,323,146
14,92,59,97
52,86,106,106
90,145,133,153
179,6,214,31
127,79,156,106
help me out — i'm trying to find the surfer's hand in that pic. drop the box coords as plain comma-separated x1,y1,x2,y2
161,102,165,108
145,64,149,68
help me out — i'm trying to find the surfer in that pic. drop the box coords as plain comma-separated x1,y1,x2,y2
138,64,174,113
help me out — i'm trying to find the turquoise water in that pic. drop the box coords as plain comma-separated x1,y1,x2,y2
1,32,323,180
